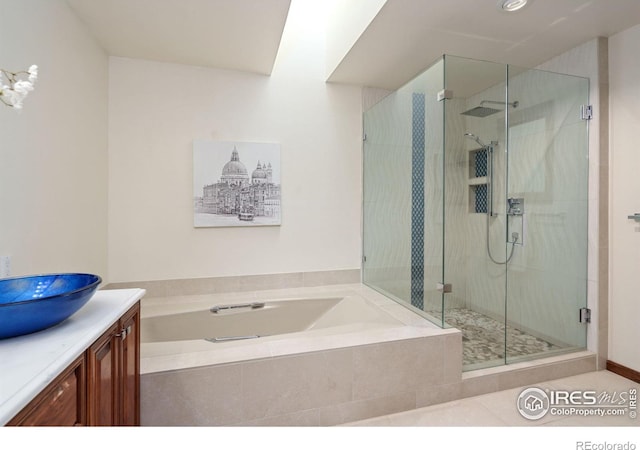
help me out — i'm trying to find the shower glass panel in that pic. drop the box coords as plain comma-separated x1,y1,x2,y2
443,55,511,370
362,58,445,325
505,64,589,364
362,54,589,370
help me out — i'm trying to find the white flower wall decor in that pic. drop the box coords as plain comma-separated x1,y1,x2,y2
0,65,38,109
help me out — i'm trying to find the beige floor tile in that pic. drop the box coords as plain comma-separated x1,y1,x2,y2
547,369,640,392
346,415,392,426
544,414,639,427
473,382,557,426
345,370,640,427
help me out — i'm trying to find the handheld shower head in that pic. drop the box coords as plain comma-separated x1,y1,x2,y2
464,132,487,148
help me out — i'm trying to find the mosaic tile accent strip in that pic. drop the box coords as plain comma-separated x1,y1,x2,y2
411,93,425,310
433,308,561,366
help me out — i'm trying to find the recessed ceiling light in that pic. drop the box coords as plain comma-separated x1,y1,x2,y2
497,0,530,12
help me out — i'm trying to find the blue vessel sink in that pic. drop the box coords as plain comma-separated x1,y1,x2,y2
0,273,101,339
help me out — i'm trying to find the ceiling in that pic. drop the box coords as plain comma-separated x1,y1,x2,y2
327,0,640,89
65,0,291,75
66,0,640,90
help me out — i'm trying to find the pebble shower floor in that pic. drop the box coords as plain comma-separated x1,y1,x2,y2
432,308,561,367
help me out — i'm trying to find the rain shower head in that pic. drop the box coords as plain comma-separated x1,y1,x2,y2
461,106,503,117
461,100,519,117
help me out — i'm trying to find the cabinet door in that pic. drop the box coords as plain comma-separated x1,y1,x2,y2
7,356,86,426
87,323,119,426
120,303,140,426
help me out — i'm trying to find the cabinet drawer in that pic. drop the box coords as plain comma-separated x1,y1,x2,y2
8,357,86,426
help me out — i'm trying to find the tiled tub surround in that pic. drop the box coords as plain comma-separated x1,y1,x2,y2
139,284,596,426
105,268,361,298
140,284,461,426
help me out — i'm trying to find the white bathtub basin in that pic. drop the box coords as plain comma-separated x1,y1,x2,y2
141,296,400,343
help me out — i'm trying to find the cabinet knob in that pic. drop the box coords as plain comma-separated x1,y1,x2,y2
54,386,65,399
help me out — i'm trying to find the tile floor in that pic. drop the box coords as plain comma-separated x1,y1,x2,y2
346,370,640,426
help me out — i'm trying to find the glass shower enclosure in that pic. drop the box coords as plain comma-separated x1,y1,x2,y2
363,55,589,370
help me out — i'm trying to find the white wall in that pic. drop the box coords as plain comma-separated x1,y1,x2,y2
108,1,363,282
608,24,640,373
0,0,108,279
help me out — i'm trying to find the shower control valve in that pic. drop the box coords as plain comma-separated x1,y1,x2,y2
507,197,524,216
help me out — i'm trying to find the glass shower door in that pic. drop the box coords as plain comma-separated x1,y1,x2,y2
442,55,510,370
440,56,590,369
504,66,589,363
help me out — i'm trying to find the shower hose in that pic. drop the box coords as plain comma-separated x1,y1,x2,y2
486,211,518,265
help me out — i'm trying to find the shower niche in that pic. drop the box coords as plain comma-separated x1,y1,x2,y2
363,55,589,370
468,147,488,214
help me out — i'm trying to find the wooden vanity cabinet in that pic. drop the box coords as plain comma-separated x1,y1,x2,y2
8,301,140,427
119,303,140,426
86,322,119,425
7,356,86,426
87,302,140,426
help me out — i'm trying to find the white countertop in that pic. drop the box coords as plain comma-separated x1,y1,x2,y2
0,288,146,425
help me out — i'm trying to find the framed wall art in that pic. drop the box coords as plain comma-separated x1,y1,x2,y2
193,140,281,227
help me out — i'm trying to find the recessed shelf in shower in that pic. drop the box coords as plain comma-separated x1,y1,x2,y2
468,147,489,214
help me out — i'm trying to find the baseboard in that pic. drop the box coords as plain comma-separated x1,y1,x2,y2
607,360,640,383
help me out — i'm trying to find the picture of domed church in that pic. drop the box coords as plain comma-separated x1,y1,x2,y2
193,141,281,227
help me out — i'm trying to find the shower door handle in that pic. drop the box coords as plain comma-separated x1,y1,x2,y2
436,283,452,293
628,213,640,221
